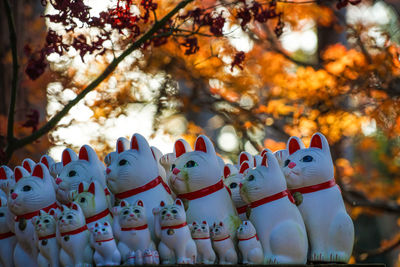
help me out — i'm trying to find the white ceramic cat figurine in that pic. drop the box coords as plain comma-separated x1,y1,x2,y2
106,134,173,240
237,221,263,264
0,196,16,267
223,163,249,221
210,221,237,264
143,249,160,265
190,221,216,264
169,136,241,237
57,203,93,267
0,165,15,196
90,221,121,266
32,210,60,267
8,164,58,267
69,181,113,228
240,152,308,264
153,199,197,264
283,133,354,263
114,200,155,263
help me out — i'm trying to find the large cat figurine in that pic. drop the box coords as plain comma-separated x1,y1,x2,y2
283,133,354,263
0,196,16,267
168,136,241,237
90,221,121,266
190,221,216,264
240,152,308,264
106,134,173,240
153,199,197,264
8,164,58,267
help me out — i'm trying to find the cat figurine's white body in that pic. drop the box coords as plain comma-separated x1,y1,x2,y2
210,221,238,264
90,221,121,266
283,133,354,263
0,196,16,267
153,199,197,264
237,221,263,264
223,164,248,221
106,134,173,241
240,152,308,264
168,136,241,237
57,203,93,267
32,210,60,267
8,164,58,267
190,221,216,264
113,200,155,263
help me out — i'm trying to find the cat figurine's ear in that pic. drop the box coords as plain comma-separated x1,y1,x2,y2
239,161,250,174
131,133,154,159
174,139,192,158
224,164,238,179
88,182,95,195
22,158,36,174
160,201,166,207
71,202,83,213
62,148,78,166
287,136,305,155
309,132,331,154
0,165,13,180
14,166,31,183
261,153,268,167
40,155,55,171
260,148,272,157
116,137,130,154
78,182,85,194
239,152,252,166
194,135,216,156
219,221,224,227
49,208,59,218
175,199,183,206
32,163,51,180
120,200,129,208
79,145,100,163
135,200,144,207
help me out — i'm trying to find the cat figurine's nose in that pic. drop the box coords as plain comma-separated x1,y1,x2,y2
288,162,296,169
172,168,180,175
11,193,18,200
55,178,62,185
106,168,111,174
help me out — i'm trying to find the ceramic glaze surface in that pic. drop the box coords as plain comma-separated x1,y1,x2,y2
223,164,248,221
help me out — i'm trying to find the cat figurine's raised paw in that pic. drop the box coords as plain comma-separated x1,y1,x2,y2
210,221,237,264
90,221,121,266
190,221,216,264
237,221,263,264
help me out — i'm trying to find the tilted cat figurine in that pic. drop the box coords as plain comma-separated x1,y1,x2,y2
153,199,197,264
57,203,93,267
210,221,238,264
90,221,121,266
283,133,354,263
32,209,60,267
168,136,241,238
0,196,16,267
106,134,173,240
113,200,155,263
8,164,58,267
237,220,263,264
240,152,308,264
190,221,216,264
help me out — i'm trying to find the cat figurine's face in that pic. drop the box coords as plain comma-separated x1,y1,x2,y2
240,152,287,204
57,203,86,232
210,221,229,240
90,221,113,241
191,221,210,239
32,210,57,237
106,134,160,194
237,220,257,240
159,199,186,227
8,164,56,216
223,164,246,207
117,200,147,227
169,136,222,194
70,181,107,218
0,196,10,233
283,133,334,189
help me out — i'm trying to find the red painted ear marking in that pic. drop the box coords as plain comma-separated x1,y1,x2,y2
254,157,257,166
0,198,2,206
32,165,44,179
62,150,72,166
49,209,55,216
88,182,95,195
131,136,139,150
195,137,207,153
95,223,99,227
288,138,301,155
15,168,24,182
175,140,186,158
137,200,144,207
23,161,31,173
120,201,127,207
219,222,223,226
104,222,109,226
239,154,249,165
223,166,231,179
41,157,49,169
192,222,197,225
79,147,89,161
202,221,207,224
78,183,84,194
245,221,248,225
0,167,7,180
261,149,267,157
261,154,268,167
310,134,323,149
72,204,78,211
151,149,156,160
175,199,183,206
160,201,165,207
117,140,125,154
239,162,250,174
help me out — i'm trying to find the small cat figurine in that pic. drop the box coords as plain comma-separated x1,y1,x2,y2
237,221,263,264
190,221,216,264
168,136,241,238
0,165,15,196
57,203,93,267
143,249,160,265
153,199,197,264
90,221,121,266
283,133,354,263
240,152,308,264
32,210,60,267
114,200,155,263
0,196,16,267
210,221,237,264
8,164,58,267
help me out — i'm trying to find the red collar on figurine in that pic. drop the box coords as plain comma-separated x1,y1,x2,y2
121,224,148,231
250,189,295,209
236,205,248,214
213,235,230,242
238,234,258,241
38,233,56,240
95,237,114,243
192,236,210,240
289,178,337,195
15,202,59,221
115,176,171,199
0,231,14,239
60,225,88,237
161,222,187,230
86,208,112,224
177,180,224,201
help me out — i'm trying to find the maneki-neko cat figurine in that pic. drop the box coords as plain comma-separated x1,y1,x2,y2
283,133,354,263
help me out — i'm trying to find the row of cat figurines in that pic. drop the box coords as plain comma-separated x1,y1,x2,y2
0,132,354,266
